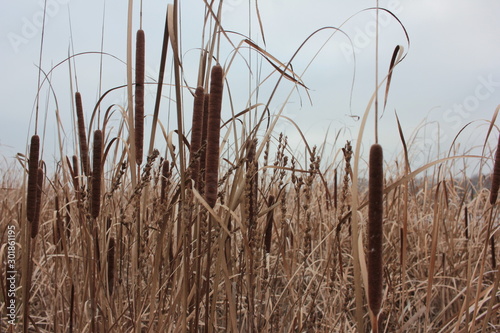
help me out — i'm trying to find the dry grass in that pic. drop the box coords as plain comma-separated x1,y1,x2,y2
0,1,499,333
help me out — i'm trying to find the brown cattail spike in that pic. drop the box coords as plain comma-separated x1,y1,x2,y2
189,86,205,190
205,65,224,208
91,130,103,219
27,135,40,223
161,159,170,203
489,135,500,205
264,195,275,254
31,167,44,238
135,29,145,166
199,93,210,193
71,155,80,192
107,237,115,295
75,92,90,175
368,143,384,325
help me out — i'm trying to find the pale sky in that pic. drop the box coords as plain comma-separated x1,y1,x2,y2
1,0,500,173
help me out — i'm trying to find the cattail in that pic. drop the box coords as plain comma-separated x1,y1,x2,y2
71,155,80,191
189,86,205,190
75,92,90,175
368,143,384,331
264,195,275,254
91,130,103,219
246,139,259,242
135,29,145,166
489,135,500,205
27,135,40,223
107,237,115,295
161,159,170,203
199,93,210,192
205,65,224,208
31,167,44,238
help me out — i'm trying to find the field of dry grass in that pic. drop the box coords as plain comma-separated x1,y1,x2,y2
1,1,499,332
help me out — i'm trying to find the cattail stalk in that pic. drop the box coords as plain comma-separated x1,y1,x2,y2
75,92,90,175
135,29,145,166
91,130,103,219
27,135,40,223
189,86,205,190
31,167,44,238
205,65,224,208
368,143,384,332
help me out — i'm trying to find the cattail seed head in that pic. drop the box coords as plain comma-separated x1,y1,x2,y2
107,237,115,295
205,65,224,208
200,93,210,192
71,155,80,191
489,135,500,205
264,195,275,254
246,139,259,238
31,167,44,238
161,159,170,203
368,143,384,319
91,130,103,219
189,86,206,190
135,29,145,166
75,92,90,175
27,135,40,223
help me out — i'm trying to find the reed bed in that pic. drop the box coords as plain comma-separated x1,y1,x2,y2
1,1,499,333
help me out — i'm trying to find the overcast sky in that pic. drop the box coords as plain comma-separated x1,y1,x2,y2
1,0,499,174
